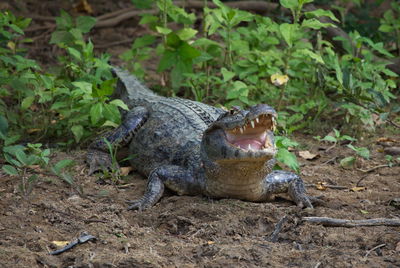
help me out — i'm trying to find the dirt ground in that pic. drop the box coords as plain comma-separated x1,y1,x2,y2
1,1,400,267
1,138,400,268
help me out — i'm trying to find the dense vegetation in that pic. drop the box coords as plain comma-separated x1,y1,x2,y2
1,0,399,182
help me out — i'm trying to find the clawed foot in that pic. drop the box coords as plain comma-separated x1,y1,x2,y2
87,151,119,175
294,194,314,209
126,199,151,211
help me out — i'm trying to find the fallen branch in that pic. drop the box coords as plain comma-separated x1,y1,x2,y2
303,217,400,227
364,243,386,257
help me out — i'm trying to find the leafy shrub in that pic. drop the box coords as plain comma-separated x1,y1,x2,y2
0,10,127,147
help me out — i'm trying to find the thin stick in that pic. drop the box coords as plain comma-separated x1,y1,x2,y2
303,217,400,227
305,183,348,190
364,244,386,257
322,156,337,165
357,164,390,173
268,216,288,242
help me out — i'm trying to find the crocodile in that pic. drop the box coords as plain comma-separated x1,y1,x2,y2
86,68,313,210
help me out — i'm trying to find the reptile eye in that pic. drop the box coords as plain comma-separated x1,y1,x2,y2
229,106,241,115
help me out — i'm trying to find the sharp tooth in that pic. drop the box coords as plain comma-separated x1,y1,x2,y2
239,127,244,134
255,118,259,123
243,125,246,131
250,120,255,128
248,144,252,150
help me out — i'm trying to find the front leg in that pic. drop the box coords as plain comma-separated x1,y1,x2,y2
263,170,313,208
127,165,203,210
86,106,149,175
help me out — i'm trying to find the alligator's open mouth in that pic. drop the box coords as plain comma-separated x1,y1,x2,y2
224,114,276,151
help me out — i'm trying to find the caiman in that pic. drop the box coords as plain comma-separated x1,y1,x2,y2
86,68,313,210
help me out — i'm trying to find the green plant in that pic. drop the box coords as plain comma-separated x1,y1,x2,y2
1,10,129,146
379,1,400,55
385,155,400,167
2,143,48,196
275,135,300,173
340,144,370,169
314,128,357,145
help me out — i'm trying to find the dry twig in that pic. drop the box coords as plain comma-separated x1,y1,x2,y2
303,217,400,227
357,164,390,173
364,244,386,257
268,215,288,242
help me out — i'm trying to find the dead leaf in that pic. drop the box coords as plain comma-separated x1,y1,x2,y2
376,137,397,143
52,241,70,247
270,74,289,86
120,166,133,176
207,241,215,245
27,165,41,171
315,182,327,191
350,186,366,192
359,209,369,214
298,150,319,160
74,0,93,14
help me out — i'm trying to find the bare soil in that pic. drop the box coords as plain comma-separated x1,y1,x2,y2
1,137,400,268
1,1,400,267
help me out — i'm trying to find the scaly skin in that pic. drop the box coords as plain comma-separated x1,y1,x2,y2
87,68,313,210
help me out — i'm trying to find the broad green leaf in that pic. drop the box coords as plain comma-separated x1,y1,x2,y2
333,128,340,138
3,145,25,156
109,99,129,111
9,24,24,35
340,156,355,169
356,147,370,160
56,10,73,29
139,15,159,25
279,23,296,47
102,120,119,128
299,0,313,4
221,67,235,82
103,104,121,124
276,148,299,173
321,135,337,143
176,28,198,41
178,42,201,60
49,30,74,45
90,103,103,125
304,9,339,22
61,173,75,185
158,50,177,72
2,165,19,176
297,49,324,64
71,125,84,142
76,16,97,33
72,81,92,94
15,150,29,166
132,35,156,49
53,159,74,175
156,26,172,35
301,19,334,30
67,47,81,61
280,0,298,10
378,24,393,33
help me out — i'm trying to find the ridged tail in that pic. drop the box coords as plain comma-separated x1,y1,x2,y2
112,67,157,103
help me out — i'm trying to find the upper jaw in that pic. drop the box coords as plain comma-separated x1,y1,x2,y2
224,113,276,152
